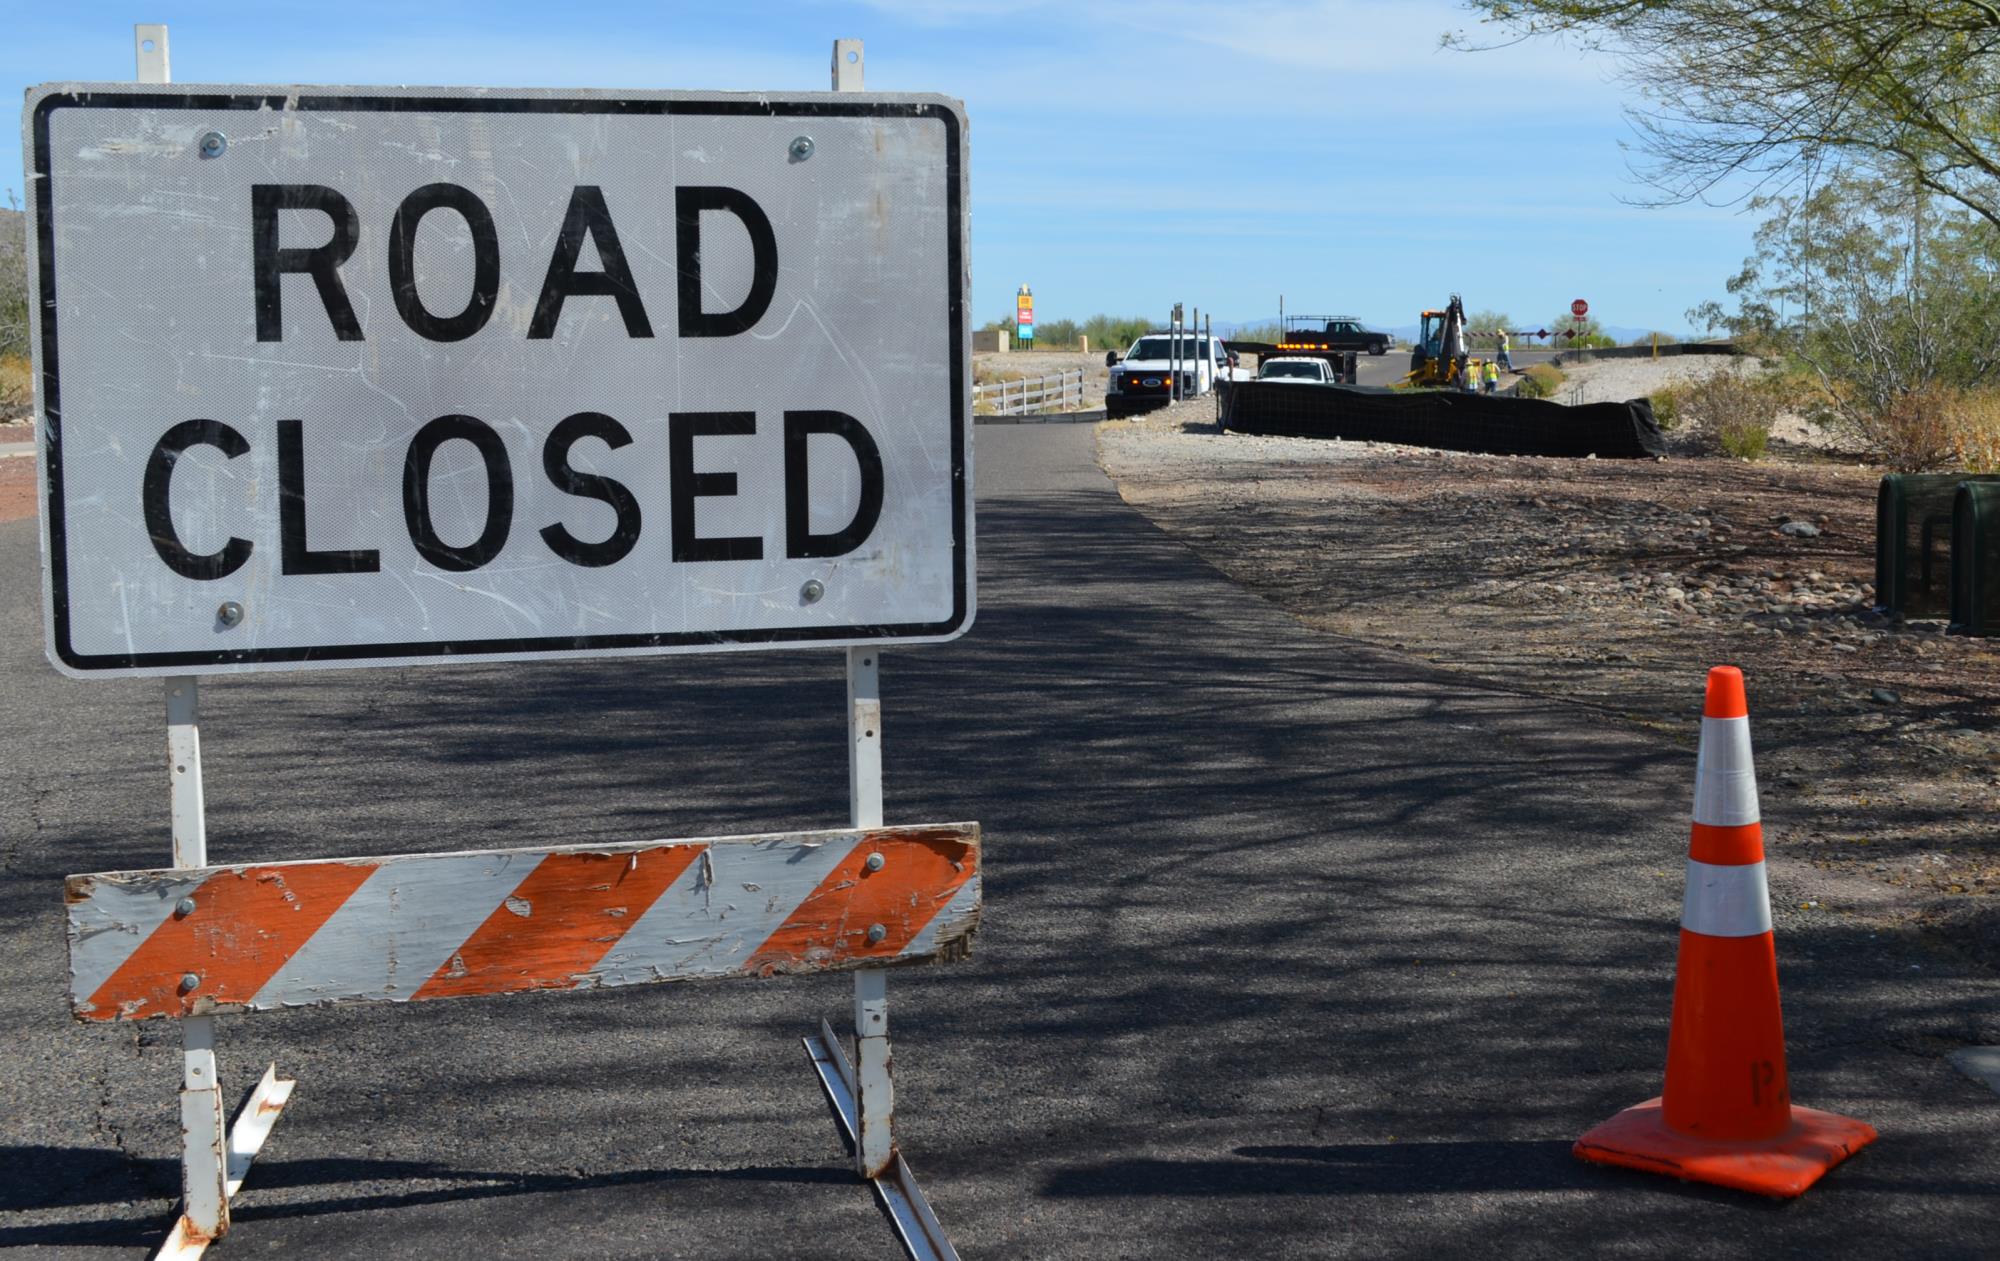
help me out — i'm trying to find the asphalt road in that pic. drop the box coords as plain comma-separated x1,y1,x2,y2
2,425,1996,1258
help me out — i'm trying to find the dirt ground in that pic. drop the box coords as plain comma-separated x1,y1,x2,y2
0,421,33,524
1099,390,2000,971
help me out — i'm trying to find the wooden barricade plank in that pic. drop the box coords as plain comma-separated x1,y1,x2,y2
67,823,980,1021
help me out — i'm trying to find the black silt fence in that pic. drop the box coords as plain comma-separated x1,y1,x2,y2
1222,383,1667,459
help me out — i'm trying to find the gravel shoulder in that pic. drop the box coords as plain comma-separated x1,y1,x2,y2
1099,382,2000,970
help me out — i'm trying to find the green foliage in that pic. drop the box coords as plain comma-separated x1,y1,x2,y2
1231,321,1283,345
1649,383,1684,430
0,205,27,363
1551,312,1615,349
1516,363,1565,399
1080,313,1154,354
1677,366,1780,461
1717,422,1769,460
982,312,1158,352
1035,318,1081,349
1690,166,2000,461
1626,330,1678,347
1465,309,1516,348
1451,3,2000,232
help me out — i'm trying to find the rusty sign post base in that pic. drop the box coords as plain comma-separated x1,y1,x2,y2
807,1019,960,1261
156,1064,294,1261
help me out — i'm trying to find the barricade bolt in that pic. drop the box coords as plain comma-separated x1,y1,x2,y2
864,852,885,872
789,135,815,162
198,131,226,159
178,973,200,993
174,897,196,918
866,923,887,944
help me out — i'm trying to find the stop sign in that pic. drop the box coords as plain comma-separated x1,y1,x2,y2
1571,298,1589,317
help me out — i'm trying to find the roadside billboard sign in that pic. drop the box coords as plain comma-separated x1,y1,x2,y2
26,84,972,677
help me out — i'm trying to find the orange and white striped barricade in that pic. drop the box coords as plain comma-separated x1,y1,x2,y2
68,818,980,1257
68,824,981,1021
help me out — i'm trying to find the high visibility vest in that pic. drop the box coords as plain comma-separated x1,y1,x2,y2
1497,332,1510,351
1484,362,1499,382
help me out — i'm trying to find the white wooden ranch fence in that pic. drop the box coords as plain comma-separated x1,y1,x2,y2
974,369,1085,415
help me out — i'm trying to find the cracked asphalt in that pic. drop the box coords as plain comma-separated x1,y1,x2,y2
1,425,1996,1258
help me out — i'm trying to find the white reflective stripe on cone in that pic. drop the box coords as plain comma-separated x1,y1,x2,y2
1693,716,1760,827
1681,859,1774,938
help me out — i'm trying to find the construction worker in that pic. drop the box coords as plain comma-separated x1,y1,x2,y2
1483,358,1500,394
1462,358,1480,393
1495,327,1513,372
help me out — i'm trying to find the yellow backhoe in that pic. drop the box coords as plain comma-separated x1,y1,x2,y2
1404,294,1469,388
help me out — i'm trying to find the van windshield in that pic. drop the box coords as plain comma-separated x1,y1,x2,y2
1128,337,1208,361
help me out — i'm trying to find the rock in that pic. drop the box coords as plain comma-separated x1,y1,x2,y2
1871,688,1901,705
1834,643,1860,653
1780,520,1821,538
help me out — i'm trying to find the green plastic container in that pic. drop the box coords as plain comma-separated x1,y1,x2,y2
1949,481,2000,636
1877,474,1998,617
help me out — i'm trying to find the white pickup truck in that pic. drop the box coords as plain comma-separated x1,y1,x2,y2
1104,333,1245,418
1255,356,1338,385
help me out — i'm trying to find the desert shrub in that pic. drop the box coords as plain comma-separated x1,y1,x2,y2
1627,330,1679,348
1949,390,2000,473
1035,317,1081,349
0,353,29,410
1649,382,1685,429
1717,419,1769,459
1678,366,1780,460
1081,314,1153,354
1859,385,1960,471
0,207,26,363
1516,363,1565,399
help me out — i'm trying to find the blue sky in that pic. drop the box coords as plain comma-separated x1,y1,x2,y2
5,1,1758,335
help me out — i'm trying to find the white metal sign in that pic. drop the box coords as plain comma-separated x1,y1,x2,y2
25,84,972,676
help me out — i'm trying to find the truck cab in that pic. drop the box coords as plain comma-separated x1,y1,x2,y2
1104,332,1242,418
1278,316,1391,357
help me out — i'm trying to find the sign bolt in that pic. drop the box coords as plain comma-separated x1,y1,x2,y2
866,923,887,944
864,852,885,873
800,579,825,605
178,973,200,994
198,131,227,159
789,135,816,162
216,601,244,628
174,897,196,918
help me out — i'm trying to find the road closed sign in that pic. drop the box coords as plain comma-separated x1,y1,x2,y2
25,85,971,677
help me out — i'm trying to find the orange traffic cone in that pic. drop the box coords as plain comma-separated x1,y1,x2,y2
1574,666,1877,1197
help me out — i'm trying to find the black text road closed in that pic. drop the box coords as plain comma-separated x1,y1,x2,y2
27,87,971,676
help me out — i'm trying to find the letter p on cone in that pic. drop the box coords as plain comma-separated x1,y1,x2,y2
1573,666,1877,1197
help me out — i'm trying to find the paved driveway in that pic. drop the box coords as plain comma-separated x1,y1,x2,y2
1,425,1993,1257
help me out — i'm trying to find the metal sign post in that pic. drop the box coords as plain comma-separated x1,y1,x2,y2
797,49,960,1259
133,30,295,1257
34,29,974,1261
